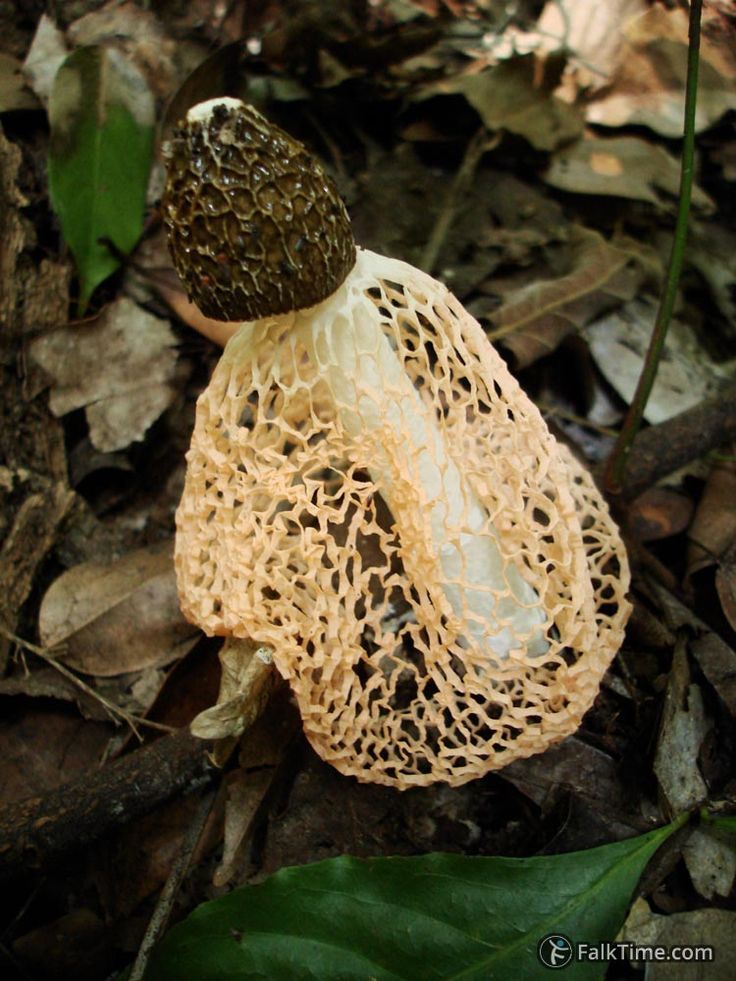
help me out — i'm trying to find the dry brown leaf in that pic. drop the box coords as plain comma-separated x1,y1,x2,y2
31,296,179,452
0,53,40,111
653,643,709,814
687,450,736,578
486,228,656,368
414,54,583,151
546,135,714,211
628,488,694,543
587,5,736,136
691,632,736,719
189,638,276,740
39,540,198,677
214,692,298,887
715,539,736,633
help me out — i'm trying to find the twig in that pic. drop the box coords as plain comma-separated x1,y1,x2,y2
598,378,736,501
129,790,217,981
421,127,498,275
0,730,213,879
603,0,703,493
0,625,176,737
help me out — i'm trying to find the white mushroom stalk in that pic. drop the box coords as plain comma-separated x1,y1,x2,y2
164,98,631,789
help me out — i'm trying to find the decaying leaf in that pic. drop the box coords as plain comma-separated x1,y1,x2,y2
621,900,736,978
215,692,298,887
587,5,736,136
486,228,656,368
688,451,736,578
546,135,714,211
716,539,736,634
67,0,178,99
48,45,155,309
414,53,583,151
585,298,735,425
628,488,694,543
21,14,68,105
31,296,179,452
39,540,198,677
536,0,647,91
653,643,709,815
682,826,736,900
691,632,736,720
190,638,276,741
0,53,40,112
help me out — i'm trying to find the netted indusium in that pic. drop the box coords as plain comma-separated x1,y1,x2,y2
164,98,631,790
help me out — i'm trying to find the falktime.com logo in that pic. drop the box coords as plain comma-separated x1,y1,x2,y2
536,934,714,969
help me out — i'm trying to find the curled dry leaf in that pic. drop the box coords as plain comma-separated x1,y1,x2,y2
39,540,199,677
189,638,276,741
31,296,179,452
486,228,655,368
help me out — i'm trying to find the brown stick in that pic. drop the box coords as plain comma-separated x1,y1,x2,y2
0,730,213,879
599,379,736,501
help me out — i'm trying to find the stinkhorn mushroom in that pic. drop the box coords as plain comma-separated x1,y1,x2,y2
163,97,631,789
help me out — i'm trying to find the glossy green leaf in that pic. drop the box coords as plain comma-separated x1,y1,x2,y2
146,818,685,981
48,45,154,311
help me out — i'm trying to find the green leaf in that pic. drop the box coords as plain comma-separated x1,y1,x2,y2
146,818,685,981
48,45,154,311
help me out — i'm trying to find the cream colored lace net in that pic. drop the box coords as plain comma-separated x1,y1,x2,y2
177,249,631,789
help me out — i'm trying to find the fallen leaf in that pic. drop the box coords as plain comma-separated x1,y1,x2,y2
67,0,178,99
215,691,299,887
653,643,709,814
414,53,583,151
486,228,656,368
621,902,736,978
190,638,276,740
536,0,647,91
0,706,110,805
691,631,736,719
31,296,179,452
688,451,736,577
682,826,736,900
587,5,736,136
546,134,714,211
689,223,736,337
39,541,198,676
716,539,736,633
21,13,68,105
0,53,40,112
628,488,694,543
584,298,735,425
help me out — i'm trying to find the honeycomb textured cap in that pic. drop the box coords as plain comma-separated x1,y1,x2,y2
175,248,631,789
162,98,356,321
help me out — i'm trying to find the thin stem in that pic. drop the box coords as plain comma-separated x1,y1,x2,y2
0,626,177,737
603,0,702,494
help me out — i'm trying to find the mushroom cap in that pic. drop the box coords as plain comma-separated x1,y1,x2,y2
175,248,631,789
162,98,356,321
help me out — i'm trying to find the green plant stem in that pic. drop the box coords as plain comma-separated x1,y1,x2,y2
603,0,702,495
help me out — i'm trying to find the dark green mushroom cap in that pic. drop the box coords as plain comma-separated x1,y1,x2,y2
162,98,356,322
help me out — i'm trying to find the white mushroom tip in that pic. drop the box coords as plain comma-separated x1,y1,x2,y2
186,96,245,124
